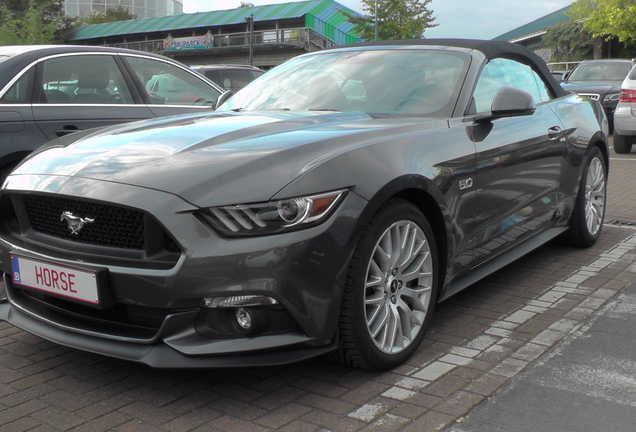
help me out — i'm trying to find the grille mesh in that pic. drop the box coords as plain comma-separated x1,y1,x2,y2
24,195,146,250
577,93,600,101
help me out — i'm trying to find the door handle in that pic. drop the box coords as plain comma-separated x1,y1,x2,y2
55,126,80,137
548,126,562,140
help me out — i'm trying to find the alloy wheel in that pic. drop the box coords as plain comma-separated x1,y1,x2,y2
364,220,434,354
584,156,606,236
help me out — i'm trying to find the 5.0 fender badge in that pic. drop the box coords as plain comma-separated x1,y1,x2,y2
61,211,94,235
459,178,474,190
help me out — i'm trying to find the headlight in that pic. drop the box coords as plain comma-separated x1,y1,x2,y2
603,93,620,102
199,189,347,237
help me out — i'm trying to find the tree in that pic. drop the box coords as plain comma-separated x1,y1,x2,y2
543,20,594,62
0,0,73,45
75,6,137,26
344,0,437,41
568,0,636,42
239,2,254,7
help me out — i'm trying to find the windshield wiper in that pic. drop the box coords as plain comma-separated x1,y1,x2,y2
309,108,341,112
232,108,292,112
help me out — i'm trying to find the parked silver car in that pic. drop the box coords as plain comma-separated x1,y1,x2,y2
613,64,636,153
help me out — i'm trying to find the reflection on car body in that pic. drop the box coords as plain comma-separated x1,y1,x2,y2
0,40,609,370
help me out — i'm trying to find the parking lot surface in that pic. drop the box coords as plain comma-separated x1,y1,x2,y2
1,144,635,432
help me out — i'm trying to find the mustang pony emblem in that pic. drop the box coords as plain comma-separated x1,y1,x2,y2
61,211,95,235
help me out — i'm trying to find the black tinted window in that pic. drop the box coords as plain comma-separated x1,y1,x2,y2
203,70,221,86
569,62,631,81
1,66,33,103
127,57,221,106
39,55,134,104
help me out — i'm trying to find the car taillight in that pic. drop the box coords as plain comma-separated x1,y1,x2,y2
619,89,636,103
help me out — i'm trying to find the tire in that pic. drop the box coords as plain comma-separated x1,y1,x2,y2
613,133,633,154
334,199,438,370
564,147,607,248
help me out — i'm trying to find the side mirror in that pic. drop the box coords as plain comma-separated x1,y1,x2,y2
475,86,535,122
215,90,234,109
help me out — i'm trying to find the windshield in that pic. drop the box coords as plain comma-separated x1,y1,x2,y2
218,48,470,117
568,62,631,81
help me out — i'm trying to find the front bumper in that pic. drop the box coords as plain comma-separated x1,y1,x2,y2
0,175,367,367
0,275,336,367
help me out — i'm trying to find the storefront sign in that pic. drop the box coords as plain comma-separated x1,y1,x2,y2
163,31,214,50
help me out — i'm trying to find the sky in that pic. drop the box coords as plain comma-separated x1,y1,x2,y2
182,0,574,40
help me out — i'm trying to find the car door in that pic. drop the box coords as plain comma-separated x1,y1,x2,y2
31,53,155,141
120,55,222,117
0,65,49,172
467,58,567,265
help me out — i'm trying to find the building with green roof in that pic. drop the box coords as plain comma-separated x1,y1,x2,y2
70,0,364,68
493,5,571,48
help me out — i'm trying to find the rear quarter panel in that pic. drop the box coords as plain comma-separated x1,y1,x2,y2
548,93,609,204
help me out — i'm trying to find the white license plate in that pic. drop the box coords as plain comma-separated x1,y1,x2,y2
11,255,100,305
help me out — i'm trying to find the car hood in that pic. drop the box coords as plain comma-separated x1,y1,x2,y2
12,111,447,207
561,81,622,95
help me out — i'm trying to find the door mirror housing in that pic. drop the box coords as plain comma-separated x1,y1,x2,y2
215,90,234,109
475,86,536,122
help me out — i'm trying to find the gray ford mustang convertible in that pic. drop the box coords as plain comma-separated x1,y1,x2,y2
0,40,608,370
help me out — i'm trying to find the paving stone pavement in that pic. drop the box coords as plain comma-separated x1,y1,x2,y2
0,143,635,432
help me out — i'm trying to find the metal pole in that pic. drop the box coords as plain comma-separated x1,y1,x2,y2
249,14,254,66
374,0,378,41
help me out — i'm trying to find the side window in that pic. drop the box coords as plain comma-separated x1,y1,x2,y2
533,72,552,103
1,67,34,103
472,58,550,113
219,69,253,92
39,55,134,104
125,56,221,106
203,70,221,87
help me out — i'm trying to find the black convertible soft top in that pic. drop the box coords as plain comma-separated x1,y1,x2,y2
353,38,568,99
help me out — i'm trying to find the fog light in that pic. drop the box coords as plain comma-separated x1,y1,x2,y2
235,308,253,330
202,295,278,308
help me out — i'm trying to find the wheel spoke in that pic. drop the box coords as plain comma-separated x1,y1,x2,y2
385,306,400,351
389,224,405,269
398,224,417,267
401,232,426,270
373,243,392,274
397,303,413,344
366,259,384,289
368,303,389,338
365,289,384,304
402,250,430,279
400,286,432,313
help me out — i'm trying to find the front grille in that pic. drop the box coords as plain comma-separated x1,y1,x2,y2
24,195,146,250
578,93,600,101
1,193,181,266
